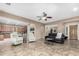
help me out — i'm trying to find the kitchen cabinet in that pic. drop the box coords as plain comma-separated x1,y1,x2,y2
0,35,4,41
0,24,27,39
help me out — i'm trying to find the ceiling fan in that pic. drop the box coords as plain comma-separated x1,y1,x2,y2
5,3,11,5
37,12,52,21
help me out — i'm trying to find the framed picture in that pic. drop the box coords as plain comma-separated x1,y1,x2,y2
30,27,35,31
53,27,57,33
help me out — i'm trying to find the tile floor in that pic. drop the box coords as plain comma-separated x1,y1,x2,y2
0,39,79,56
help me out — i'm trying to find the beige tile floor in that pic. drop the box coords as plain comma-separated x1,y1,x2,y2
0,39,79,56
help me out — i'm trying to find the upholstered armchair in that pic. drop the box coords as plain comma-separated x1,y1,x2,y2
10,32,23,45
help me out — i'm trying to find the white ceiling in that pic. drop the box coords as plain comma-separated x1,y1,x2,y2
0,3,79,24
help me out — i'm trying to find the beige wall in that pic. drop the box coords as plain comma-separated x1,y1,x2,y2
45,23,65,36
57,23,65,33
0,10,45,40
45,16,79,40
1,10,79,40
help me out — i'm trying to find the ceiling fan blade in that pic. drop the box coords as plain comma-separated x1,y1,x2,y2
37,16,42,20
37,16,41,18
37,12,52,21
47,16,52,18
39,18,42,20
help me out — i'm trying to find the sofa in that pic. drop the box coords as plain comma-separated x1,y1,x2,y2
45,32,67,44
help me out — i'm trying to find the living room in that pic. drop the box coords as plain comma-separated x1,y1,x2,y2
0,3,79,56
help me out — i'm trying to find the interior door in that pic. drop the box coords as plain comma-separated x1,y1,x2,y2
69,25,77,40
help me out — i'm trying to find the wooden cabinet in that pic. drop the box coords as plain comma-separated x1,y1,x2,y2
0,24,15,32
4,34,10,38
9,25,12,32
1,24,4,32
0,24,2,31
20,27,24,32
0,24,27,33
0,35,4,41
16,27,20,32
0,24,27,40
0,34,10,40
15,26,26,33
5,25,11,32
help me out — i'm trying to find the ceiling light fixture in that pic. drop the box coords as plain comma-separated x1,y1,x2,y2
5,3,11,6
73,7,78,12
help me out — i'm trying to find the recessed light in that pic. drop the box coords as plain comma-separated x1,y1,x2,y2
73,7,78,12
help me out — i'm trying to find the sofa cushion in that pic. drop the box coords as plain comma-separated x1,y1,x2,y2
56,33,62,39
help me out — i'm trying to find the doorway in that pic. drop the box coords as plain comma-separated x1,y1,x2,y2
69,25,78,40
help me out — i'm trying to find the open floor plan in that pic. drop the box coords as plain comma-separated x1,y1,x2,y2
0,3,79,56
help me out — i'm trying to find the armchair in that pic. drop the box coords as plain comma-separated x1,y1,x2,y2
10,32,23,45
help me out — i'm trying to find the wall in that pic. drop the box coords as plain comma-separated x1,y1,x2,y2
45,16,79,40
45,23,65,36
0,10,45,40
1,10,79,40
45,24,58,36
